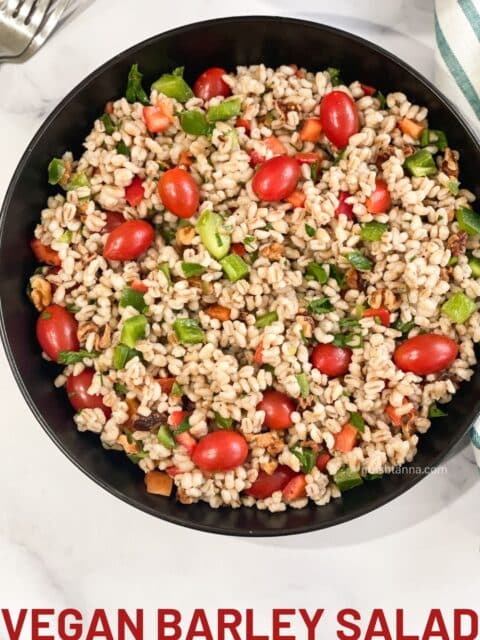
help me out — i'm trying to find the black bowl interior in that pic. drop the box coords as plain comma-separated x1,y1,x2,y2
1,16,479,536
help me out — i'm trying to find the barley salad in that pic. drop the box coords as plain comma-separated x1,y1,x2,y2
29,62,480,512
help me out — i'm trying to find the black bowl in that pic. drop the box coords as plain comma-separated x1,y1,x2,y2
1,16,479,536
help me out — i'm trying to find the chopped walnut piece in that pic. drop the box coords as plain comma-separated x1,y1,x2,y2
447,231,468,256
116,434,138,454
94,324,112,350
58,159,73,189
345,268,361,290
177,487,194,504
441,148,459,178
295,315,314,339
440,267,451,282
77,321,97,344
368,288,401,311
297,395,315,410
259,242,284,261
251,431,284,456
176,225,196,246
188,276,213,295
376,144,415,168
30,275,52,311
260,460,278,475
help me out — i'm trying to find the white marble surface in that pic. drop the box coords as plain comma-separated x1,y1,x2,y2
0,0,479,626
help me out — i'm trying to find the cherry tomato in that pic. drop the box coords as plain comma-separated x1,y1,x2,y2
254,342,263,365
311,343,352,377
320,91,359,148
363,307,390,327
103,220,154,261
192,430,248,472
66,369,111,417
365,179,391,214
231,243,247,257
130,279,148,293
31,238,60,266
335,191,354,219
295,152,321,165
252,156,301,202
124,176,145,207
257,390,296,430
360,83,376,96
245,465,296,499
249,150,265,168
102,211,125,234
143,103,172,133
36,304,79,362
236,118,251,134
282,474,307,501
316,452,332,473
158,167,199,219
193,67,231,102
393,334,458,376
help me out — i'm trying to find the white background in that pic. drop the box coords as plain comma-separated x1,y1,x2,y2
0,0,479,636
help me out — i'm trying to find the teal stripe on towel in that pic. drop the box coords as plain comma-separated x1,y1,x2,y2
458,0,480,40
435,9,480,118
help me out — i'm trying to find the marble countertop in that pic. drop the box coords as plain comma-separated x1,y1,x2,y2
0,0,478,624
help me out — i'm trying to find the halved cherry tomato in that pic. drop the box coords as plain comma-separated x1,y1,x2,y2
320,91,359,148
130,279,148,293
265,136,287,155
316,452,332,473
252,156,301,202
31,239,60,266
166,465,181,477
143,100,173,133
286,189,306,208
360,84,376,96
393,334,458,376
257,390,296,430
158,167,199,219
193,67,231,102
254,342,263,365
178,149,193,167
245,465,296,499
169,411,190,428
125,176,145,206
335,191,354,219
334,423,358,452
176,432,197,455
236,118,251,134
103,220,154,261
192,430,248,472
249,150,265,168
299,118,323,142
398,117,424,140
295,152,321,165
157,377,176,394
66,368,111,417
36,304,79,362
282,474,307,501
102,211,125,233
311,343,352,377
365,179,391,214
363,307,390,327
386,399,416,428
231,243,247,257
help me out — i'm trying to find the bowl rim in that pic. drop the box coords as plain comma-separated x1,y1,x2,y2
1,15,479,537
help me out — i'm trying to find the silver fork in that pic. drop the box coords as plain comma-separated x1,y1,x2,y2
0,0,52,59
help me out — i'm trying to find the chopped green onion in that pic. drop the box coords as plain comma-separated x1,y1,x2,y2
48,158,65,185
116,141,130,157
214,411,233,429
151,66,193,103
360,221,388,242
120,315,147,348
403,149,437,177
181,262,206,278
441,291,476,323
447,256,458,266
329,264,346,288
333,333,364,349
120,287,147,313
158,222,176,244
66,303,80,314
374,91,386,109
365,473,383,481
334,468,363,491
58,350,99,364
158,262,171,287
468,255,480,277
126,63,150,106
349,412,365,432
113,382,129,395
255,311,278,328
392,318,416,335
339,317,360,329
420,128,448,152
100,113,115,134
306,262,328,284
206,97,241,123
179,110,212,136
197,210,231,260
173,415,191,435
456,207,480,236
173,318,205,344
171,381,183,397
307,297,334,314
428,403,447,418
58,230,72,243
263,109,278,126
157,425,176,449
244,236,255,246
128,450,148,464
262,363,275,373
305,223,316,238
66,172,90,191
295,373,310,398
310,162,319,181
291,445,316,474
220,253,249,282
334,148,347,164
113,344,141,369
327,67,342,86
354,304,366,319
447,180,460,195
347,251,373,272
